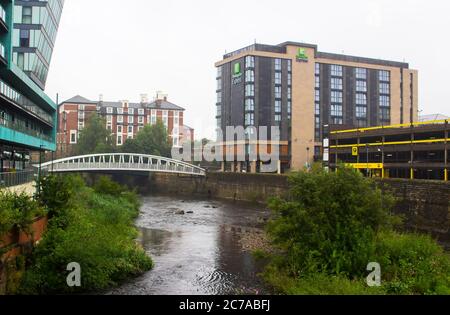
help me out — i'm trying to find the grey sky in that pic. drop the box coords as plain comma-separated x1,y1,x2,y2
46,0,450,139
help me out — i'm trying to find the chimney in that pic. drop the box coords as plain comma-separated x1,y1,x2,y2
121,100,129,108
140,94,149,103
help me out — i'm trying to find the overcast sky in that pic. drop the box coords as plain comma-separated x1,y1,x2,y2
45,0,450,139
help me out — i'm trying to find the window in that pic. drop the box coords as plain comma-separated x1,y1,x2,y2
162,111,168,128
117,108,123,115
275,86,282,99
356,106,367,118
315,76,320,88
379,70,390,82
379,82,390,94
356,93,367,105
173,137,180,147
174,111,179,125
107,107,113,114
217,78,222,90
245,99,254,112
331,91,343,103
217,66,222,77
288,87,292,99
315,90,320,102
288,60,292,72
275,59,282,71
287,101,292,115
288,73,292,86
138,116,144,124
138,109,145,115
355,68,367,79
22,6,32,24
128,125,134,134
117,135,123,146
217,91,222,104
315,63,320,75
331,65,343,77
275,114,281,122
216,105,222,116
275,72,282,85
245,56,255,68
245,113,255,126
331,78,343,90
245,84,255,97
107,115,112,123
128,115,134,124
356,80,367,92
117,125,123,133
380,95,390,107
275,100,282,113
331,104,343,117
379,107,390,121
117,115,123,123
331,117,343,125
129,108,135,115
20,30,30,47
246,70,254,83
151,110,157,125
70,130,77,144
315,116,321,129
315,103,320,115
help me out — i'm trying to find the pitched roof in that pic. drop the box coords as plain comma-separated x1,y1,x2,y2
147,100,185,111
61,95,97,105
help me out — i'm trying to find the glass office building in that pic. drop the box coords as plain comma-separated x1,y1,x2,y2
0,0,64,172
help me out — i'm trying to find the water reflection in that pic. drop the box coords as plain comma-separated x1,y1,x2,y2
108,196,269,295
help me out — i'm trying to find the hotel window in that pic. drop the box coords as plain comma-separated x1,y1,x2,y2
288,60,292,72
245,56,255,68
315,116,321,130
138,116,144,124
245,84,255,97
315,63,320,75
245,113,255,126
117,115,123,123
287,101,292,117
138,109,145,115
356,80,367,92
288,87,292,99
379,108,390,121
70,130,77,144
288,73,292,86
275,100,282,113
356,93,367,105
315,90,320,102
315,103,320,115
331,91,343,103
275,86,282,99
355,68,367,80
379,70,390,82
129,108,135,115
245,99,255,112
331,105,342,117
217,78,222,90
275,72,282,85
216,105,222,116
128,115,134,124
379,82,390,94
331,78,343,90
275,59,282,71
275,114,281,123
315,76,320,88
217,91,222,104
356,106,367,119
380,95,390,107
331,65,343,77
117,135,123,146
246,70,255,83
107,107,113,114
217,66,222,77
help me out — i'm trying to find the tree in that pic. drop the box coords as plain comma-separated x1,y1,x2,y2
121,120,171,157
75,115,116,155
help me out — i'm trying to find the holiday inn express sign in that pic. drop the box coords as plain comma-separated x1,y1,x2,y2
296,48,309,62
232,62,243,85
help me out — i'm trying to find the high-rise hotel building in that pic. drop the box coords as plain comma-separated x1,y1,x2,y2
215,42,418,173
0,0,64,172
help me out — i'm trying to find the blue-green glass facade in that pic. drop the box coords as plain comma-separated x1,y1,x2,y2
0,0,63,171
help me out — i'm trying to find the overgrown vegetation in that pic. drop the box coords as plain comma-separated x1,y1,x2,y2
260,165,450,295
17,175,153,294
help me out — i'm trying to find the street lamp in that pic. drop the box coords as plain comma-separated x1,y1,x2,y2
366,144,370,177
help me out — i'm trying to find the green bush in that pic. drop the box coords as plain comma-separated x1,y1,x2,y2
267,166,395,277
19,175,152,294
0,191,46,237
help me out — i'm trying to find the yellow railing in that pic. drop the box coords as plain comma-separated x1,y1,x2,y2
330,119,449,135
331,138,449,149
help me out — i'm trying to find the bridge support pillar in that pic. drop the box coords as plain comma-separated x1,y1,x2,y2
236,162,242,173
221,162,225,172
250,161,257,174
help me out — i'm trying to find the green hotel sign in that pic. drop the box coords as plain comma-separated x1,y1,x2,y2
232,62,243,85
296,48,309,62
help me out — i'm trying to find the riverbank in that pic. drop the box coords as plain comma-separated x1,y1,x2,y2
5,175,153,295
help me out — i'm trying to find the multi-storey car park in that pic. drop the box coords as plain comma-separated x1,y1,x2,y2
0,0,64,175
326,119,449,181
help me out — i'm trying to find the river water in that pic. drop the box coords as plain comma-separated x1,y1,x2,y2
108,196,271,295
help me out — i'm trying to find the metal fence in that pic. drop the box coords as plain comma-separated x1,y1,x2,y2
0,170,37,188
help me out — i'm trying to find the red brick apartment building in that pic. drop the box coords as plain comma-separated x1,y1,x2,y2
57,93,194,157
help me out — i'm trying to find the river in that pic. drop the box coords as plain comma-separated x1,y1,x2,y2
108,195,272,295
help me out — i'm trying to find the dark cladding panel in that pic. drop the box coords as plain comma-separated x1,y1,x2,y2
222,62,232,131
368,69,379,126
344,66,355,126
321,64,330,125
257,57,273,132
